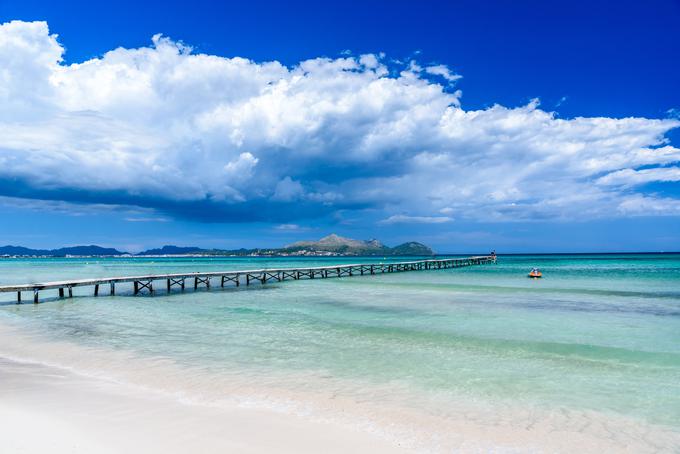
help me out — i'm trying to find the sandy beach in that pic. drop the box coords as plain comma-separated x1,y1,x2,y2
2,348,678,454
0,356,406,454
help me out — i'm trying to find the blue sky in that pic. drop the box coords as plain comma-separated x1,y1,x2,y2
0,0,679,253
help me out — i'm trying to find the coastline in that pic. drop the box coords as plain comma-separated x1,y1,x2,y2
1,317,678,453
0,356,406,454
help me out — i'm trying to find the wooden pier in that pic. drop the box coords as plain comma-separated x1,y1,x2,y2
0,256,496,304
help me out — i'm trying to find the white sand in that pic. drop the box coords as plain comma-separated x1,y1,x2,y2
0,357,407,454
1,319,679,453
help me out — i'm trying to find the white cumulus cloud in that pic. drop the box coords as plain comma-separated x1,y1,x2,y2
425,64,462,83
597,167,680,186
0,20,679,224
380,215,454,224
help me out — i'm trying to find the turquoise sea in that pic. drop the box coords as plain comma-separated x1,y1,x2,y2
1,254,679,450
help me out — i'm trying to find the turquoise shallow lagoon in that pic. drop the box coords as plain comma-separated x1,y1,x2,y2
1,254,679,449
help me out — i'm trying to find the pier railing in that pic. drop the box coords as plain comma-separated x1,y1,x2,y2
0,256,496,303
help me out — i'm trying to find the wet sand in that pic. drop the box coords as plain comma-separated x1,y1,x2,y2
0,357,406,454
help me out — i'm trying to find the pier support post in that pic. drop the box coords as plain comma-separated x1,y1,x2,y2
194,277,210,289
94,284,99,296
17,291,21,303
167,278,185,292
33,289,39,304
134,281,153,294
59,288,64,298
110,282,115,295
68,287,73,297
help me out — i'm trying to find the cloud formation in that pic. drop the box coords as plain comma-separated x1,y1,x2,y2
1,20,679,224
380,215,453,224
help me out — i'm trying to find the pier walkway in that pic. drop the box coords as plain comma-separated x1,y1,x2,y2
0,256,496,303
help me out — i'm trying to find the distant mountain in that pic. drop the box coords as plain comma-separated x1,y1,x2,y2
390,242,434,256
284,234,434,256
137,245,206,255
1,236,434,257
0,245,125,256
287,234,389,254
0,245,51,256
53,245,124,256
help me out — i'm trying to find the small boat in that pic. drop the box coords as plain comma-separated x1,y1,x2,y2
528,268,542,278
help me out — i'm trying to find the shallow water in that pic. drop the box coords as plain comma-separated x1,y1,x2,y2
1,254,679,449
